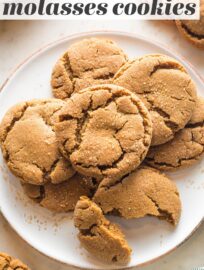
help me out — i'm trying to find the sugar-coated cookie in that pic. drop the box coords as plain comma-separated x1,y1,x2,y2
55,84,152,182
51,38,128,99
114,54,197,145
0,99,75,185
146,97,204,170
74,196,131,264
93,167,181,225
22,173,91,212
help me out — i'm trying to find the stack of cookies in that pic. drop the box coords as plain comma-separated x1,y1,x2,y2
0,38,203,265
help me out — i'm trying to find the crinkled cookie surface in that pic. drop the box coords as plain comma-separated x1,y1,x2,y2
176,1,204,49
74,196,131,264
51,38,128,99
114,54,197,145
55,84,152,182
0,99,75,185
93,167,181,225
0,253,30,270
146,97,204,170
22,173,91,212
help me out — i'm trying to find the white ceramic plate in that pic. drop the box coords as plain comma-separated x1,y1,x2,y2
0,31,204,270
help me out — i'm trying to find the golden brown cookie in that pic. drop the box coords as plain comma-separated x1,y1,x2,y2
93,167,181,225
74,196,131,264
0,252,30,270
22,173,91,212
146,97,204,171
55,84,152,182
51,38,128,99
176,1,204,49
113,54,197,146
0,99,75,185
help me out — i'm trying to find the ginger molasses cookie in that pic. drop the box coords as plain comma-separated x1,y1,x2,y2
0,252,30,270
22,173,91,212
113,54,197,146
146,97,204,171
0,99,75,185
51,38,128,99
176,1,204,49
74,196,131,264
55,84,152,182
93,167,181,225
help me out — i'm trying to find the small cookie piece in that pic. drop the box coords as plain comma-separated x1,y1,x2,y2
56,84,152,182
74,196,131,264
0,252,30,270
146,97,204,171
51,38,128,99
22,173,91,212
0,99,75,185
176,1,204,49
93,167,181,225
114,54,197,146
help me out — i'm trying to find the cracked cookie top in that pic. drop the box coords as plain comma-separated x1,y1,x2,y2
0,252,30,270
51,38,128,99
146,97,204,171
113,54,197,146
22,173,91,212
74,196,131,264
93,167,181,225
0,99,75,185
176,1,204,49
55,84,152,182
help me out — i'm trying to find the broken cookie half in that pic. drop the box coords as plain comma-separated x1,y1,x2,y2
74,196,131,264
93,167,181,225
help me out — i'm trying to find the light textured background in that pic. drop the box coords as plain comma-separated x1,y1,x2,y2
0,20,204,270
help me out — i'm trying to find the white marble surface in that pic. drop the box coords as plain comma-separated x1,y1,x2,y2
0,20,204,270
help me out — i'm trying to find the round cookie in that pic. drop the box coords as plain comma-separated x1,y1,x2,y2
93,167,181,225
55,84,152,182
51,38,128,99
176,1,204,49
0,252,30,270
74,196,131,264
146,97,204,171
0,99,75,185
113,54,197,146
22,173,91,212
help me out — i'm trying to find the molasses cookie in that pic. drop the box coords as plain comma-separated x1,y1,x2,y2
74,196,131,264
113,54,197,146
146,97,204,170
0,252,30,270
51,38,128,99
55,84,152,182
0,99,75,185
93,167,181,225
22,173,91,212
176,1,204,49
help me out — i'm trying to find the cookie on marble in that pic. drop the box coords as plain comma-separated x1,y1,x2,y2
74,196,131,264
0,99,75,185
113,54,197,146
0,252,30,270
176,1,204,49
55,84,152,182
93,167,181,225
22,173,91,212
51,38,128,99
146,97,204,170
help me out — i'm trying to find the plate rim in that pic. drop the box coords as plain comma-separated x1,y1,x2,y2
0,30,204,270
